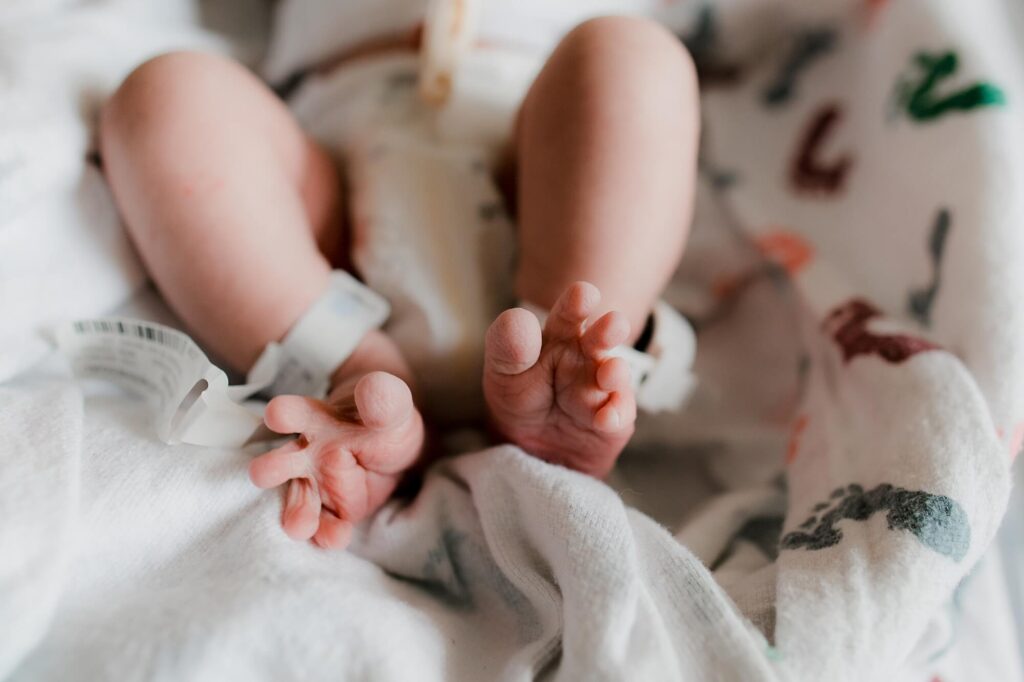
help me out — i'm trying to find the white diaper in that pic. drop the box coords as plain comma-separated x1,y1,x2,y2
289,50,538,421
287,47,696,421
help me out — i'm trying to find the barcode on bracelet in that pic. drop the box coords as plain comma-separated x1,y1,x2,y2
71,319,192,354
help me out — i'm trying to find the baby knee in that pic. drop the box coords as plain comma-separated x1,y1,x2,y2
101,51,243,143
562,16,698,102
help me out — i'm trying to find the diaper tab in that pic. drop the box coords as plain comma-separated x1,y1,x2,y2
419,0,480,107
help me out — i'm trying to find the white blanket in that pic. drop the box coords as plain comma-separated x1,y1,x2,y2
3,1,1024,681
1,370,777,681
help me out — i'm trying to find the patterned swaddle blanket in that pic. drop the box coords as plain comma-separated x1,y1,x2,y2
367,1,1024,679
666,0,1022,678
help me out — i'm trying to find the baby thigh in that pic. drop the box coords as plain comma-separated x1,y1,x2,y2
100,51,345,372
513,16,700,341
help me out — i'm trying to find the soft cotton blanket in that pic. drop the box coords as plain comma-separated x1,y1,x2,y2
2,1,1023,680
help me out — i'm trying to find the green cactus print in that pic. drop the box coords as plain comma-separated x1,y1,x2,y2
896,51,1006,122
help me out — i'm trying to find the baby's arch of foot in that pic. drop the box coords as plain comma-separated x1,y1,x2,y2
482,282,638,478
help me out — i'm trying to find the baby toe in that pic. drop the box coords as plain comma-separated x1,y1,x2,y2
249,439,309,489
595,356,632,393
354,372,413,430
317,447,369,518
582,311,630,358
281,478,321,541
264,395,320,435
593,392,637,434
312,508,354,550
485,308,543,376
545,281,601,339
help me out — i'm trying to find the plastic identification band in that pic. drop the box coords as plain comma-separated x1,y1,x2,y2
54,271,390,448
55,318,272,448
620,301,697,413
252,270,391,399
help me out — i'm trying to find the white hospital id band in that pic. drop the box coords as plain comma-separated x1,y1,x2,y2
54,271,390,448
253,270,391,399
611,301,697,413
55,318,270,447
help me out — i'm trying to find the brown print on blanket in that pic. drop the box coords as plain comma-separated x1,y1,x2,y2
790,102,853,195
824,298,939,364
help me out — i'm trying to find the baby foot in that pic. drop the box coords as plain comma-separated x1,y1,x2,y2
248,371,424,549
483,282,637,478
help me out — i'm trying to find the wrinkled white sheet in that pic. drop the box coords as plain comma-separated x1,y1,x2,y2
1,368,775,681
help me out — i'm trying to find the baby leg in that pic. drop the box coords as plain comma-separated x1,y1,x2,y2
515,16,698,334
101,51,423,547
101,52,341,371
484,17,699,476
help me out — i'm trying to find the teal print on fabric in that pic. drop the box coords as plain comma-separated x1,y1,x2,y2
896,51,1006,122
711,514,784,571
681,5,715,66
402,527,475,610
680,5,741,84
401,523,541,638
710,169,739,190
698,158,740,191
781,483,970,561
763,28,838,106
736,515,784,561
908,209,952,327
